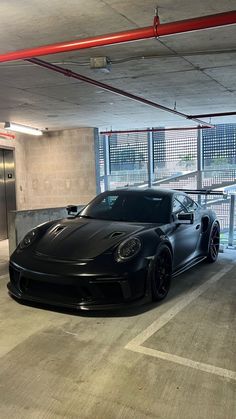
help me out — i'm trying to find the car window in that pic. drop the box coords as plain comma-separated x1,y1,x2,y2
172,198,186,215
89,195,119,213
176,194,198,212
80,193,171,223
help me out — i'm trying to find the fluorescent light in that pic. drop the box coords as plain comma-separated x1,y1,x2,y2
4,122,43,136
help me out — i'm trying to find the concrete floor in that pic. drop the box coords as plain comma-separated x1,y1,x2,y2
0,240,235,419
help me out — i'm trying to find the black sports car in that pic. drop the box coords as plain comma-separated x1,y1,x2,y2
8,188,220,310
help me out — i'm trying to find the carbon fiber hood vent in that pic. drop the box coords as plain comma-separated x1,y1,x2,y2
35,218,144,260
109,231,126,239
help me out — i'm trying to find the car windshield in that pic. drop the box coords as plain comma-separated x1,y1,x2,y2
79,192,171,223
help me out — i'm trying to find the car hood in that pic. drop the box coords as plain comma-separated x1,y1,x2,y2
35,217,150,260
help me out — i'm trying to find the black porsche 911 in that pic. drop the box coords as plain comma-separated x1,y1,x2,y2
8,188,220,310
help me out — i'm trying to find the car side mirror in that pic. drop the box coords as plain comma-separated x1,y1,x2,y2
177,212,194,224
66,205,78,215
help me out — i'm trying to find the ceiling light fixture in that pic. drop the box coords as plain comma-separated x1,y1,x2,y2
4,122,43,136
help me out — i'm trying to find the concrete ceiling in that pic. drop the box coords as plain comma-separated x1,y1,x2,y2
0,0,236,131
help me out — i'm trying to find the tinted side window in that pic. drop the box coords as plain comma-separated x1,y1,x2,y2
186,198,198,212
172,198,186,215
90,195,119,214
176,194,198,212
81,193,171,223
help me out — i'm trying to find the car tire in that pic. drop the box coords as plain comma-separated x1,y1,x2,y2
151,244,172,301
206,222,220,263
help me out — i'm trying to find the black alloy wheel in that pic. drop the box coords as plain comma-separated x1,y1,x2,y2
151,245,172,301
206,222,220,263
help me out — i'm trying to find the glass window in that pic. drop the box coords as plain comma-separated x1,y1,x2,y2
88,195,119,214
79,192,171,223
172,198,186,215
176,194,198,212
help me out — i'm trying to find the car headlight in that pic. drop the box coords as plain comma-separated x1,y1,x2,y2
19,229,38,250
116,237,141,262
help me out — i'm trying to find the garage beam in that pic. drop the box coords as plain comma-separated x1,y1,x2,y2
100,126,212,135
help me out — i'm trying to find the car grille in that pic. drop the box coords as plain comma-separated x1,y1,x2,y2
9,265,20,287
19,276,124,304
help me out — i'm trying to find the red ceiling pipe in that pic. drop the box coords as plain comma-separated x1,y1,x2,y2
155,11,236,36
0,132,15,139
0,11,235,63
27,57,212,127
100,126,212,135
190,111,236,118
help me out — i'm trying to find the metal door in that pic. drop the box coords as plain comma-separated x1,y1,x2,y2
0,150,7,239
0,149,16,240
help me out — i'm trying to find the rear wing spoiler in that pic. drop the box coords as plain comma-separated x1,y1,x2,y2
175,189,227,197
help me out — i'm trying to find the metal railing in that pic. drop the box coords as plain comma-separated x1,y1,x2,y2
181,190,235,247
152,169,236,190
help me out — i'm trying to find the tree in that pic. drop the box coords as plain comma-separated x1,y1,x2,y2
179,155,195,170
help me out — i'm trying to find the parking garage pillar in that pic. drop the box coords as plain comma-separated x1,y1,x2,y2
148,131,154,188
197,127,203,181
197,127,203,204
228,194,235,247
94,128,101,194
103,134,111,191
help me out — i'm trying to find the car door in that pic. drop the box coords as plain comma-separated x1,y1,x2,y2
170,194,202,269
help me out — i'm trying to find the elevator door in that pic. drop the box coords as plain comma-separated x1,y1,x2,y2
0,149,16,240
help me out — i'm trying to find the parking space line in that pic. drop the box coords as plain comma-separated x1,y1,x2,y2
126,266,232,347
125,265,236,380
126,345,236,381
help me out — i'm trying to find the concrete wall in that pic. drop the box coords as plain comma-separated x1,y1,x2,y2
0,127,99,211
23,128,98,209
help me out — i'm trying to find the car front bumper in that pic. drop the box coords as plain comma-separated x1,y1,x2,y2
8,261,150,310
